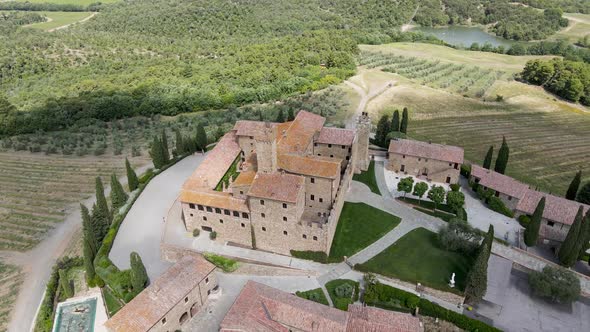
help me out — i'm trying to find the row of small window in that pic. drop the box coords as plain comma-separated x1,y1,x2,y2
259,226,318,240
259,213,290,221
189,203,249,219
401,155,459,168
310,195,323,203
259,199,290,209
201,216,248,228
314,143,351,151
316,153,350,160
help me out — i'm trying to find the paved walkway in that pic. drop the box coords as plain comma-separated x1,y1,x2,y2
109,154,206,280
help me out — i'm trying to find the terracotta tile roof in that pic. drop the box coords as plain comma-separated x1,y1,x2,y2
232,170,256,187
347,304,423,332
248,172,304,203
388,139,464,164
316,127,356,146
517,190,590,226
104,255,215,332
219,281,349,332
278,154,340,179
233,120,292,142
277,110,325,155
470,165,529,199
182,131,241,190
180,190,249,212
219,281,422,332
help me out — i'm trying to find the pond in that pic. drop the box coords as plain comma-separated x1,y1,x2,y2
412,26,515,48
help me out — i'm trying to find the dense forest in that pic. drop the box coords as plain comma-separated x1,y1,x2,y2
521,59,590,105
0,0,588,137
519,0,590,14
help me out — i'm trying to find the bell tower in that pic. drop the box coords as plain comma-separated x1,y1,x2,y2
355,112,371,173
255,122,277,174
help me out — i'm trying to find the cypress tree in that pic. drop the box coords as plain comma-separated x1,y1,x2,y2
494,136,510,174
80,204,98,254
576,181,590,205
83,238,97,286
400,107,409,134
287,109,295,121
465,225,494,304
174,129,185,155
524,197,545,247
483,146,494,170
391,110,400,132
149,136,165,169
195,123,208,152
59,269,73,299
276,109,285,123
91,203,109,244
125,158,139,192
95,177,110,224
566,170,582,200
375,115,390,148
130,252,149,293
161,129,170,163
559,206,585,267
110,174,128,211
573,212,590,262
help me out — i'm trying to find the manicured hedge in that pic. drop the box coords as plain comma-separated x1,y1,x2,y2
325,279,360,311
363,280,501,332
488,196,514,218
290,250,341,263
203,253,239,272
295,288,329,306
34,257,83,332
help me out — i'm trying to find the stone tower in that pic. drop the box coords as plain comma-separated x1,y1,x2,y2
255,122,277,174
355,112,371,173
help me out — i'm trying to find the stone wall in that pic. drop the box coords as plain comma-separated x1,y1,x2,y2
182,202,253,247
313,142,352,170
303,175,338,213
154,245,219,332
325,160,354,254
388,153,460,184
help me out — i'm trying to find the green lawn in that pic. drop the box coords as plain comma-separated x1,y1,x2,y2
325,279,360,311
295,288,329,306
102,286,124,316
329,202,400,260
356,228,473,293
352,160,381,195
24,11,94,30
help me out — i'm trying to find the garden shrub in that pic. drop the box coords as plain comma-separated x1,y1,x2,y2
488,196,514,218
335,283,354,298
518,214,530,227
449,183,461,192
192,229,200,237
290,250,333,263
209,231,217,240
438,220,482,255
203,253,239,272
529,266,580,303
460,164,471,177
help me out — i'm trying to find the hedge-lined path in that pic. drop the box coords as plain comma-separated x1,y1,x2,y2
7,162,152,332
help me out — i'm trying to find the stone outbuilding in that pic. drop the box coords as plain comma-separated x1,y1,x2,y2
387,139,464,184
104,254,218,332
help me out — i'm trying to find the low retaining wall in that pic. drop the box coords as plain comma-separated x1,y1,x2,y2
492,242,590,296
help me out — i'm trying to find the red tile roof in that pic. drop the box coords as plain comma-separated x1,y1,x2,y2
248,172,304,203
278,154,341,179
219,281,422,332
347,304,423,332
182,131,241,190
471,165,530,199
233,121,292,142
517,190,590,226
104,255,215,332
180,190,249,212
316,127,356,146
278,110,325,155
388,139,464,164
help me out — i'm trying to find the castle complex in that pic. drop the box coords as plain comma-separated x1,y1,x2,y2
179,110,370,256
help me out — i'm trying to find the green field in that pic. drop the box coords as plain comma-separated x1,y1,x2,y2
347,43,590,195
23,11,94,30
329,202,400,260
356,228,473,293
551,13,590,43
12,0,118,5
0,262,24,331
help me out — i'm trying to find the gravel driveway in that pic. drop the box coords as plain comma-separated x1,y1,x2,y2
109,154,206,280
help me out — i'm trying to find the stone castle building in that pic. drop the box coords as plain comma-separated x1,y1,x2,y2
180,110,370,256
220,281,423,331
470,165,590,245
104,254,218,332
387,139,464,184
